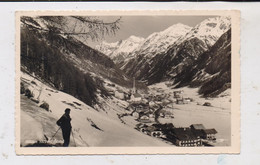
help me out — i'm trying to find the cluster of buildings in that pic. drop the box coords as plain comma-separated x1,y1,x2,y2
127,102,174,123
107,79,175,123
136,123,174,138
105,79,143,102
172,91,194,104
136,123,217,147
107,80,218,147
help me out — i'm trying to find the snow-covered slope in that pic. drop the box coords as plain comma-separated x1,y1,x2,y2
20,72,169,147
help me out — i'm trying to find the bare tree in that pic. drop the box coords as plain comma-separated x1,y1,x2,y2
21,16,121,42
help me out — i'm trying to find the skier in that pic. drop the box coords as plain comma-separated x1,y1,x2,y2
56,108,72,147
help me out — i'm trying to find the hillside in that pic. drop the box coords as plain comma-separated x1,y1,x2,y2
20,72,169,147
20,16,147,106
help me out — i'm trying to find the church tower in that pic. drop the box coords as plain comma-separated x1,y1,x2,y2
133,77,136,94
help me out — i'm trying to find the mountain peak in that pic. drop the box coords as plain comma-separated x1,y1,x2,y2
168,23,191,29
178,16,231,47
162,23,192,36
95,35,145,62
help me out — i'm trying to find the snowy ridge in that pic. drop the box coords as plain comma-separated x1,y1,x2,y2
96,23,192,63
97,16,230,65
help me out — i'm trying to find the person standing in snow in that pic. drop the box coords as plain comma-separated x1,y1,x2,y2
56,108,72,147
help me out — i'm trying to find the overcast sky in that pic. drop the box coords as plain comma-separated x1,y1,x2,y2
86,15,217,47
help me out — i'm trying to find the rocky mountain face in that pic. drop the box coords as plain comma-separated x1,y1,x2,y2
118,16,231,86
173,29,231,97
20,16,147,106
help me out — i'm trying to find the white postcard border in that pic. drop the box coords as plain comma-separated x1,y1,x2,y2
15,10,240,155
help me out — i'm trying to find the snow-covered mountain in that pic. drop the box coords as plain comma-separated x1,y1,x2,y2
131,23,192,58
96,23,192,63
120,16,231,86
95,35,144,63
176,16,231,49
97,17,230,66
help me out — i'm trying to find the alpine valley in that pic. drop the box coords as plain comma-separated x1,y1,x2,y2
96,16,231,94
19,15,232,148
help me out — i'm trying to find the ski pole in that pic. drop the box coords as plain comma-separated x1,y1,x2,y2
50,127,61,141
71,130,76,147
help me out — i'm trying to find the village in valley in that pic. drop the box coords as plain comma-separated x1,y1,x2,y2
104,79,219,147
19,15,232,148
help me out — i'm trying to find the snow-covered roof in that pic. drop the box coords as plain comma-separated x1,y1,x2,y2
190,124,206,130
203,129,217,134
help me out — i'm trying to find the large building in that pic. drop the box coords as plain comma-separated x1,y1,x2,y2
165,124,217,146
166,128,202,147
190,124,217,140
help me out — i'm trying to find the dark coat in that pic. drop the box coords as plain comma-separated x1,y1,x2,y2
56,114,72,130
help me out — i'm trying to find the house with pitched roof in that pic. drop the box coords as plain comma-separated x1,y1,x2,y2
131,93,142,102
115,90,125,100
190,124,217,141
190,124,206,130
202,129,217,140
167,128,202,147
